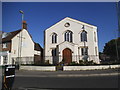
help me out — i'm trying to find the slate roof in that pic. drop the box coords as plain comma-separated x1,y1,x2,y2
34,42,43,51
1,29,43,51
2,29,22,43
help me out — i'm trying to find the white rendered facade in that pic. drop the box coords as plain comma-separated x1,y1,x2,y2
44,17,100,64
0,29,41,65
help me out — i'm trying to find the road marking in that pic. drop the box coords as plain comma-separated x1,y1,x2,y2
15,73,119,77
15,87,52,90
57,73,119,77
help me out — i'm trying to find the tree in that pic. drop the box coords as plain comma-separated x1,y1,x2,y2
103,37,120,62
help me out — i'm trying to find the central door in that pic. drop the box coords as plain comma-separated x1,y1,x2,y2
62,48,72,64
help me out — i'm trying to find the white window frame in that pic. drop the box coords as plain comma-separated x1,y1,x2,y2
3,56,8,64
3,43,7,48
81,31,87,42
65,30,73,42
52,33,57,44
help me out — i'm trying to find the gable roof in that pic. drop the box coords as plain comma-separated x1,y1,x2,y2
2,29,22,43
34,42,43,51
2,29,43,52
65,17,97,28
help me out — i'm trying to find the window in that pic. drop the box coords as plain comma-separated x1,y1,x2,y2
3,56,8,64
95,47,97,56
81,48,88,55
65,31,73,42
64,23,70,27
3,43,7,48
52,33,57,43
52,48,57,56
81,30,87,42
94,32,96,42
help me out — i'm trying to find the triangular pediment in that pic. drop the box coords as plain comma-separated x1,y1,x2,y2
45,17,97,32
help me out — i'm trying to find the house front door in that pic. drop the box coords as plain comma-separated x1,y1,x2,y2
62,48,72,64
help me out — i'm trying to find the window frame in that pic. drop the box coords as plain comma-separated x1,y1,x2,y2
80,30,87,42
3,56,8,64
81,47,88,56
52,33,57,44
95,47,97,56
52,48,57,56
2,43,7,48
64,30,73,42
94,32,96,42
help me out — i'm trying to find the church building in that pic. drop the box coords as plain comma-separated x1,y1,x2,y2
44,17,100,65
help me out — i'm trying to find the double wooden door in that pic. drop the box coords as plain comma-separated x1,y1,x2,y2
62,48,72,64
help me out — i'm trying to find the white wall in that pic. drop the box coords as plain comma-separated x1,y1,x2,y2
20,65,120,71
64,65,120,71
11,29,34,58
45,17,99,64
20,66,56,71
34,50,41,55
0,51,10,65
10,29,35,64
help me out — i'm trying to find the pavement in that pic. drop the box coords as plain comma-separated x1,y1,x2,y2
15,68,119,77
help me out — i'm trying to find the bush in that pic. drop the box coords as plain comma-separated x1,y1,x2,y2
84,60,97,65
79,60,84,65
69,61,79,66
68,60,97,66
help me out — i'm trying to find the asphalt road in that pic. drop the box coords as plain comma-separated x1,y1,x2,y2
11,69,119,89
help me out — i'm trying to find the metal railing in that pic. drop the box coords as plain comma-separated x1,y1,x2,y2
43,55,100,64
12,57,34,65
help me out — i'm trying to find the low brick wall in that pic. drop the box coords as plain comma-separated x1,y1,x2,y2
20,66,56,71
64,65,120,71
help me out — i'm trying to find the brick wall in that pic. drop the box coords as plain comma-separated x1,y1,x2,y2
0,42,11,52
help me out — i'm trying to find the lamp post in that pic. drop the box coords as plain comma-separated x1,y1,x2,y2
18,10,24,69
19,10,24,29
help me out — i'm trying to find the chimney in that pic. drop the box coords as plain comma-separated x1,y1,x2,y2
22,20,27,30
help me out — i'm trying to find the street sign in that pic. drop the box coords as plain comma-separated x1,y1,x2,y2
2,65,15,90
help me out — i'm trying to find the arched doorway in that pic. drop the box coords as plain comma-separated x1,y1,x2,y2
62,48,72,64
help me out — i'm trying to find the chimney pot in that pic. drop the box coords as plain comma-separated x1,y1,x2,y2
22,20,27,30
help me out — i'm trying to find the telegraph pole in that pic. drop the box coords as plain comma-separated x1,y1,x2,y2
116,1,120,37
115,1,120,62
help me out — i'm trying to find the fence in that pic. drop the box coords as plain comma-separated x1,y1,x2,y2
12,57,34,65
44,55,99,64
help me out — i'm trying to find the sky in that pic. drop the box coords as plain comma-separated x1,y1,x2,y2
2,2,119,52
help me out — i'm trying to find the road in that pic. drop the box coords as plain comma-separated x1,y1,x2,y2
12,69,119,89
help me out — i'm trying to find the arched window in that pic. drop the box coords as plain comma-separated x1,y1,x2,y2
52,48,57,56
64,31,73,42
52,33,57,43
81,30,87,42
94,32,96,42
81,48,88,55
